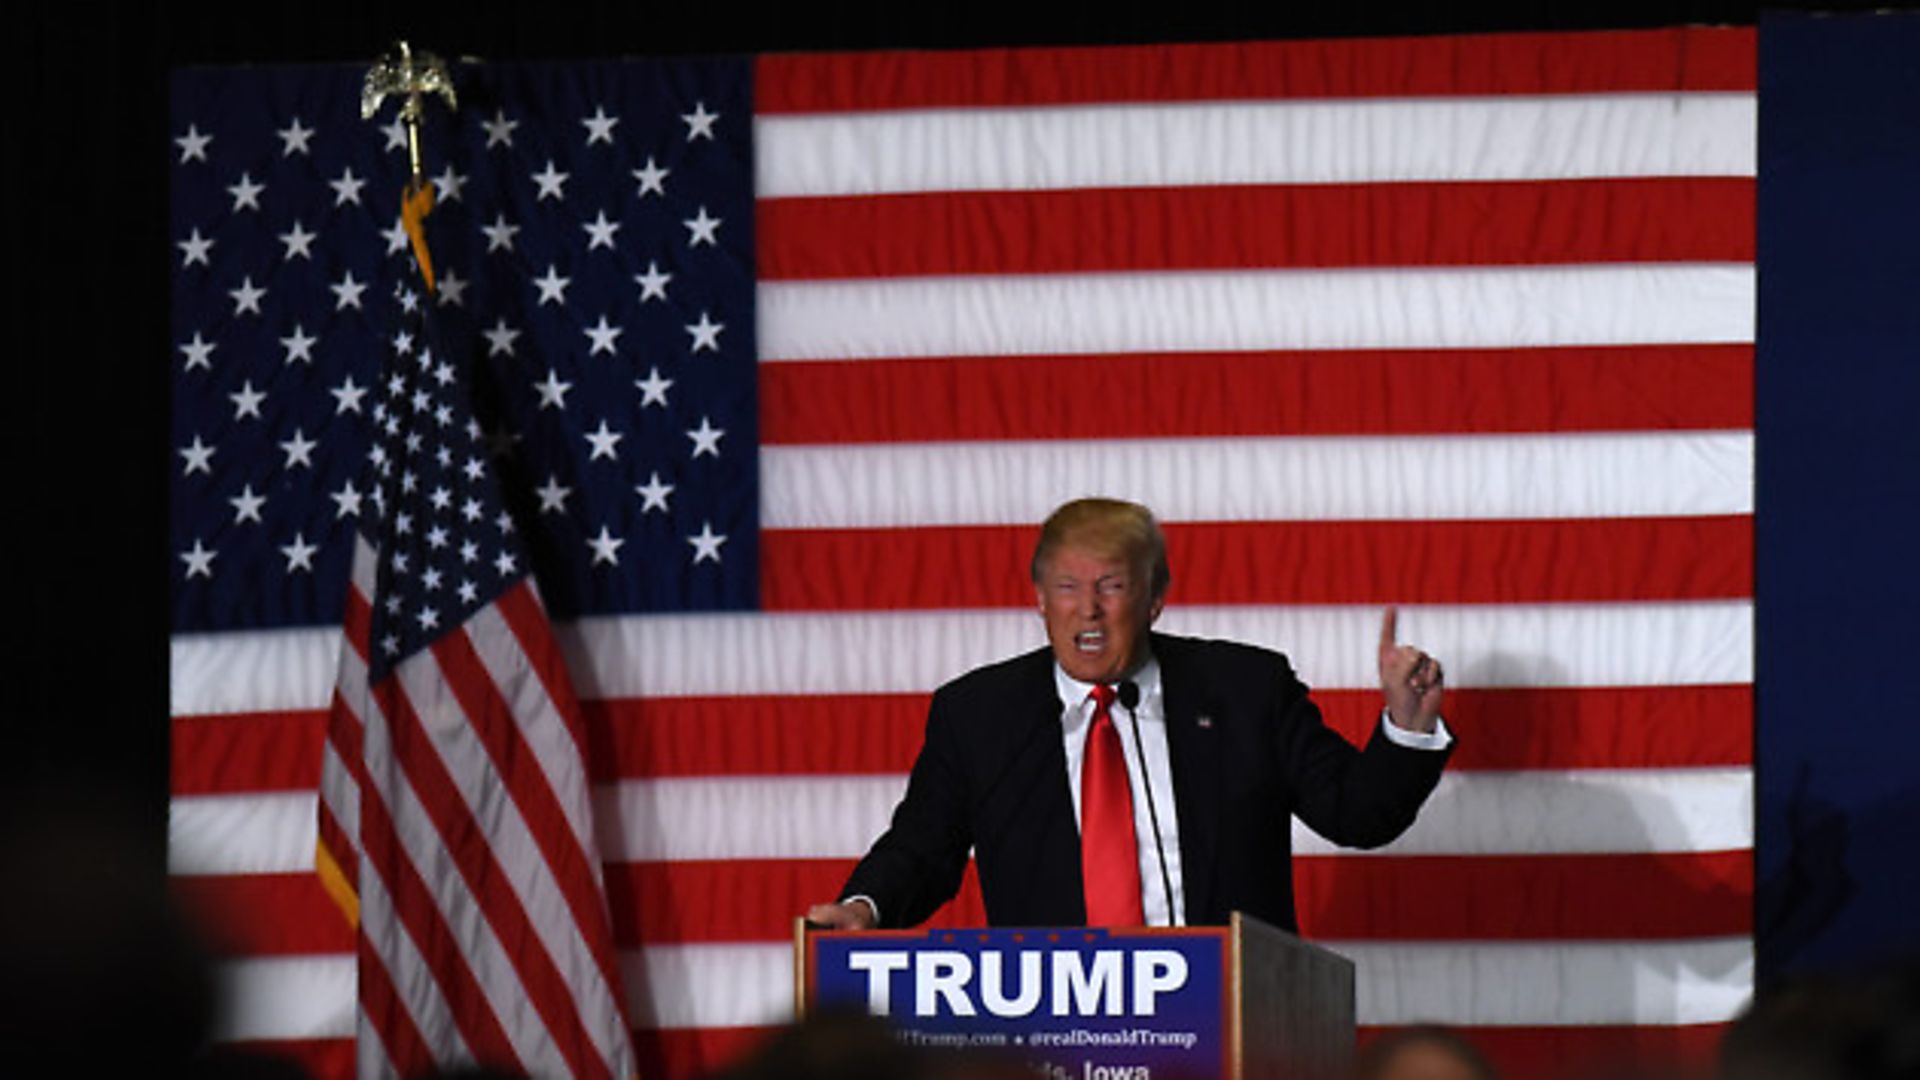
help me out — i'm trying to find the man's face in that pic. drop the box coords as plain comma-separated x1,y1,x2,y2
1035,543,1164,685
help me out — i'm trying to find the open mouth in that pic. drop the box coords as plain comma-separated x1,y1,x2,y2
1074,629,1106,653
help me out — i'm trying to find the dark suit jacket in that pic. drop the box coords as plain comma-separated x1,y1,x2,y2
840,631,1451,930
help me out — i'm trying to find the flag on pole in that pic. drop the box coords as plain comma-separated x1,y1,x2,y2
169,28,1755,1078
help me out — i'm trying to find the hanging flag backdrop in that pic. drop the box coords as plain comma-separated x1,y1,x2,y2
168,28,1756,1079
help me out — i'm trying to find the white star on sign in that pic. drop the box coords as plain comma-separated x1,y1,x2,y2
632,156,669,198
180,539,216,578
331,375,367,414
229,484,266,524
227,172,264,212
533,264,571,306
481,213,520,253
279,428,317,469
432,164,467,202
177,228,214,268
532,159,570,201
584,315,623,356
635,366,673,408
685,311,724,353
228,276,266,316
279,221,317,260
330,166,366,206
587,525,625,566
683,206,722,247
277,117,315,156
582,105,619,145
687,521,727,564
634,260,672,302
534,369,572,410
175,124,212,163
583,210,622,251
536,474,571,514
280,324,317,364
179,435,215,476
179,332,216,371
331,271,367,310
682,101,720,141
635,471,674,513
585,420,624,461
482,108,518,149
686,416,725,458
229,380,266,420
331,480,363,519
482,318,520,357
281,532,318,573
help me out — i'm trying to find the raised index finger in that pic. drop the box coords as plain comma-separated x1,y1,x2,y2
1380,606,1400,652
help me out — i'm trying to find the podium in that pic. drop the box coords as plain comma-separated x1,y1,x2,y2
798,913,1354,1080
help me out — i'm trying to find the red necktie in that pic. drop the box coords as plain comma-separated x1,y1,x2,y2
1080,684,1144,926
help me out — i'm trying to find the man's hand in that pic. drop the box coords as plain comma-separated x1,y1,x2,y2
805,899,877,931
1378,607,1443,734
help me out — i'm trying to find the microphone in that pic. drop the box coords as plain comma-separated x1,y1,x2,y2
1117,679,1177,925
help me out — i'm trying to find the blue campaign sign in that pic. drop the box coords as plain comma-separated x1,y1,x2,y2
808,927,1230,1079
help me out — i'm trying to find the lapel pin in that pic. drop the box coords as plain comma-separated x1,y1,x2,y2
1196,715,1214,729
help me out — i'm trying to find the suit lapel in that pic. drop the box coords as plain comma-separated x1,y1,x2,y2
1155,634,1223,925
1012,650,1087,924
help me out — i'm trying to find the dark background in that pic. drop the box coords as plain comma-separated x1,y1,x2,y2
18,0,1917,981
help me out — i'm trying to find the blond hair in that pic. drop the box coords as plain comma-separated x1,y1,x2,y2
1029,498,1170,599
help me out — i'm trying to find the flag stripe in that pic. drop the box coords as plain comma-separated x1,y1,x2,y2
761,433,1754,527
171,765,1749,877
759,178,1757,280
352,839,486,1072
760,517,1755,610
169,602,1754,715
171,681,1752,796
760,345,1755,444
379,659,617,1080
759,267,1754,361
755,96,1755,198
755,30,1756,113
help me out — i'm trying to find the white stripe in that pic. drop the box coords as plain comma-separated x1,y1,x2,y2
209,937,1753,1039
761,432,1754,527
566,602,1754,698
168,601,1753,719
594,767,1748,862
171,791,316,875
385,649,619,1076
756,94,1757,197
171,625,340,717
1329,938,1754,1026
1292,767,1752,855
758,265,1754,361
214,955,357,1040
178,760,1752,876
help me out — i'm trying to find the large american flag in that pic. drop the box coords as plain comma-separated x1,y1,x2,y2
169,28,1756,1078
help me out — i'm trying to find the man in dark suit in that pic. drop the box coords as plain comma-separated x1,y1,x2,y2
807,498,1452,931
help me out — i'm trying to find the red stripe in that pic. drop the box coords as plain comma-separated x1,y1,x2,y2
218,1040,353,1080
172,683,1749,796
495,581,594,758
174,873,353,955
760,517,1754,611
172,709,324,794
605,859,988,946
431,623,631,1027
1359,1023,1728,1080
1297,851,1751,940
760,178,1754,280
374,674,611,1080
756,29,1756,113
759,345,1753,444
